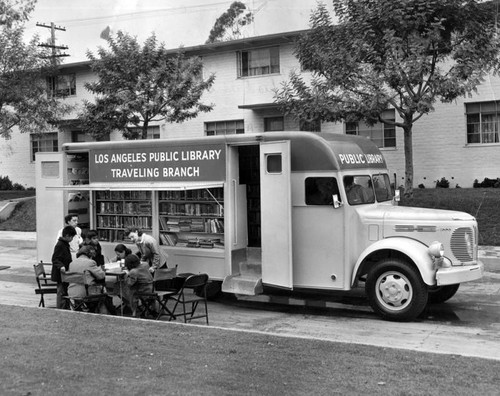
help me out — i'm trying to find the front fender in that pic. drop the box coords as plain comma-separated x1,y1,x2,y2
352,237,437,286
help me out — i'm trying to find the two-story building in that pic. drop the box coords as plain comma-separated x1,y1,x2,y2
1,29,500,188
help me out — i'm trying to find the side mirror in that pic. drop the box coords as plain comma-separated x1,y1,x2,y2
393,189,401,204
332,194,343,208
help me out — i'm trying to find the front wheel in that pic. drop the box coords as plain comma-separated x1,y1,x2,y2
366,258,428,321
427,284,460,304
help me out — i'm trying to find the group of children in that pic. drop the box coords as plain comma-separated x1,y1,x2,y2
51,214,162,316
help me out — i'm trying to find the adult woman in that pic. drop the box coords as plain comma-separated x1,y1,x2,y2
67,245,114,314
114,243,133,263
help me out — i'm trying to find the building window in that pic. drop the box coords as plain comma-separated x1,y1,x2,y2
205,120,244,136
71,130,110,142
345,109,396,148
31,132,58,162
237,46,280,77
47,74,76,97
466,101,500,144
300,118,321,132
128,126,160,139
264,116,284,132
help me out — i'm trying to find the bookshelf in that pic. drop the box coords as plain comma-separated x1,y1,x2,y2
158,187,224,249
66,154,90,229
95,190,152,242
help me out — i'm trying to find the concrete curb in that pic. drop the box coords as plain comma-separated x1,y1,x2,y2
0,201,18,221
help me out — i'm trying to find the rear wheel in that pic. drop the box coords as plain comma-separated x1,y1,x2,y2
366,258,428,321
427,284,460,304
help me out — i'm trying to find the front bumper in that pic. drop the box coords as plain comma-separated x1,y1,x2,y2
436,261,484,286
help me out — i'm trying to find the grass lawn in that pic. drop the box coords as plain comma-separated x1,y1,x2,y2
1,305,500,395
0,191,36,231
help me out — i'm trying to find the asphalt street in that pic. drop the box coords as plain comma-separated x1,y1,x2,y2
1,234,499,362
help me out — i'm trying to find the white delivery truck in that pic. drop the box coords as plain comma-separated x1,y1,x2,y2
36,132,483,321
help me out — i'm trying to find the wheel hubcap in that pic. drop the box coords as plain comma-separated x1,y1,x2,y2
376,271,412,311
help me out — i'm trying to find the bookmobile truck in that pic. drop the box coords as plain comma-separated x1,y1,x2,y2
35,131,483,321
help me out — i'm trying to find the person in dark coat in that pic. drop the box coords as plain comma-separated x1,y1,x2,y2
51,225,77,309
123,254,153,317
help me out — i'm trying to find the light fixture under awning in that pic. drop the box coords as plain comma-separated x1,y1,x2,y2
46,181,224,191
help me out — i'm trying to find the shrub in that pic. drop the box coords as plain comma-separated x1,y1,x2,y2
12,183,25,191
473,177,500,188
435,177,450,188
0,175,13,190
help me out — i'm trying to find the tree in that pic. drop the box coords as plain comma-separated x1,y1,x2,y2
206,1,254,44
274,0,500,195
80,31,215,140
0,0,71,139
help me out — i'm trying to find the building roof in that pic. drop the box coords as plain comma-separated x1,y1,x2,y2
57,29,308,71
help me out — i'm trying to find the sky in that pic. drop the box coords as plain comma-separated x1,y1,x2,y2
24,0,328,63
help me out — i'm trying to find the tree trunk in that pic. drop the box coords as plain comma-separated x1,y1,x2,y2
141,120,149,140
403,123,414,197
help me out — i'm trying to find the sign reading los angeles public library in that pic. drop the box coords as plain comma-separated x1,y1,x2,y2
89,143,226,183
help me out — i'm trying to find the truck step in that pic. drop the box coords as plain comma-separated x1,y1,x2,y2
222,274,263,296
239,262,262,277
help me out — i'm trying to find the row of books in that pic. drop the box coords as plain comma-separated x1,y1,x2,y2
97,201,152,215
158,202,223,216
159,188,223,201
95,191,151,200
97,229,126,242
97,215,152,229
159,217,224,233
159,233,224,249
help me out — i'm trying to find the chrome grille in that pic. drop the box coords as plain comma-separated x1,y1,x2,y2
450,227,475,263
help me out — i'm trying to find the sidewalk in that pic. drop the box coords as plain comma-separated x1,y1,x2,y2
0,231,36,249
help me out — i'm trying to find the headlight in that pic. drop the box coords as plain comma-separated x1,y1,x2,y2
428,241,444,258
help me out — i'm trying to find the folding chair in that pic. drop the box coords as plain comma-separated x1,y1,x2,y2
136,266,179,320
33,261,58,307
169,273,209,325
60,268,108,313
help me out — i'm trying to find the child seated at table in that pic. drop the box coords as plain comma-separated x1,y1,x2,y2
123,254,153,317
80,229,105,267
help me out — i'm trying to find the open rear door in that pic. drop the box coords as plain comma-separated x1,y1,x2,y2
260,141,292,289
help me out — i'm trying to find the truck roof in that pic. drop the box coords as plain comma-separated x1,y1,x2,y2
63,132,387,172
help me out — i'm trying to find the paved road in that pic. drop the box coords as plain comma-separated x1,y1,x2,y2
1,244,500,361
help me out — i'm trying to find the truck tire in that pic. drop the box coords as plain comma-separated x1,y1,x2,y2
427,284,460,304
366,258,428,321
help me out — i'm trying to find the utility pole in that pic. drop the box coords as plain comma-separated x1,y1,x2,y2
36,22,69,65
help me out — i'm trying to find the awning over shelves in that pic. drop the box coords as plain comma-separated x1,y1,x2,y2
46,181,224,191
238,102,280,110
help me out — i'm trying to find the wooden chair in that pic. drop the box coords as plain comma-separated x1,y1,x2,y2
60,268,108,313
33,261,57,307
169,273,209,325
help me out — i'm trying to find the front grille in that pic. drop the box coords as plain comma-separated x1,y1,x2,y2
450,227,475,263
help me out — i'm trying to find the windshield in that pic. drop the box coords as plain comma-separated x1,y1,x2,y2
343,173,392,205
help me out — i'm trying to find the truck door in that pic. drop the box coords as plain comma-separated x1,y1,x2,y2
260,141,293,288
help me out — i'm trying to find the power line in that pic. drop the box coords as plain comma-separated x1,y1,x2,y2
49,1,232,26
